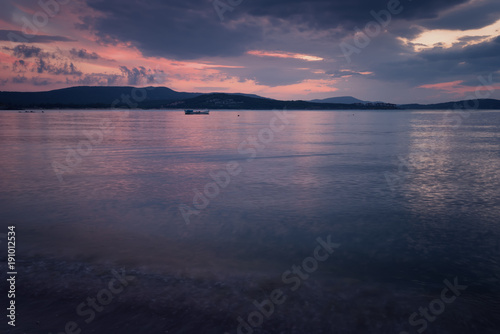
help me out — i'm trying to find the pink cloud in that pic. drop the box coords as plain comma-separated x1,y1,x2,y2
248,50,323,62
418,80,500,97
418,80,465,92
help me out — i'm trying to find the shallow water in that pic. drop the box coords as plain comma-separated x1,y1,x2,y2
1,109,499,333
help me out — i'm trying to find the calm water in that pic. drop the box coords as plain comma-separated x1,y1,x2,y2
1,109,499,333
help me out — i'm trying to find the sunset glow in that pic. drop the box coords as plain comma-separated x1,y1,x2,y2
400,18,500,51
0,0,499,103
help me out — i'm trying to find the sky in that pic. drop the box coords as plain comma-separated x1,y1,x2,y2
0,0,499,103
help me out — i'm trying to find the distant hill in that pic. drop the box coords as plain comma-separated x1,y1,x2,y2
311,96,368,104
399,99,500,110
1,86,499,110
0,86,202,108
213,92,272,100
158,93,398,110
0,86,399,110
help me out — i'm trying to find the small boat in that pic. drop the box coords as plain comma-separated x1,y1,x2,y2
185,109,209,115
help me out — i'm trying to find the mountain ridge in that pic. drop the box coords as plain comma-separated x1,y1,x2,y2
0,86,397,110
310,96,368,104
399,99,500,110
1,86,499,110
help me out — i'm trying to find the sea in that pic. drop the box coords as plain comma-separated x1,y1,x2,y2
0,109,499,334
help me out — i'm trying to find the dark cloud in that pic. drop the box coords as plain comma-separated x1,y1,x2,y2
79,0,472,61
119,66,164,85
369,37,500,86
69,48,100,60
0,78,8,86
460,74,499,88
9,45,42,58
12,60,28,73
66,73,122,86
65,67,166,86
419,1,500,30
31,77,52,86
83,0,262,59
0,30,74,43
3,44,57,60
244,0,469,29
390,25,426,40
35,58,83,76
421,36,500,63
12,75,28,84
4,45,85,78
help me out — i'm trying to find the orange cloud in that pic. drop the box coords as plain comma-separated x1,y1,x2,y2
419,80,464,92
418,80,500,97
248,50,323,61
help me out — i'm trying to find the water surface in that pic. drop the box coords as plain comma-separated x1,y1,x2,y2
1,109,499,333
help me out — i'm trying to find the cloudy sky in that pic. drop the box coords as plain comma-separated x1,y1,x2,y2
0,0,499,103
